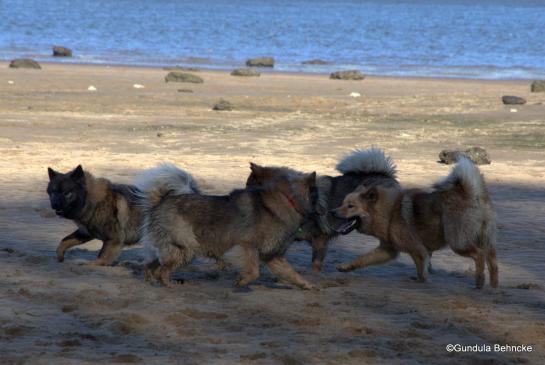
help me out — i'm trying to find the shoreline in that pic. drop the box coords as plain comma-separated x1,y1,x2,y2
2,60,541,84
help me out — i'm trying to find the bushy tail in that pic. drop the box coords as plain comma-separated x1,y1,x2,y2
335,147,397,179
134,163,199,207
433,157,486,199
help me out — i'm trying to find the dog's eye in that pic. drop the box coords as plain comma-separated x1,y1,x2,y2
64,191,73,199
347,204,354,209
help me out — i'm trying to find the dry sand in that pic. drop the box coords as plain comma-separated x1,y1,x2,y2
0,63,544,364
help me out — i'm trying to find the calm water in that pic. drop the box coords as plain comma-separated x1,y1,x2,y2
1,0,544,79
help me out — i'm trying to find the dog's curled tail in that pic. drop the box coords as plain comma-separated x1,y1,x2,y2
335,147,397,178
134,163,199,207
433,157,486,199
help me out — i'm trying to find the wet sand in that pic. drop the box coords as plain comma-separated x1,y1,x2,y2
1,63,544,364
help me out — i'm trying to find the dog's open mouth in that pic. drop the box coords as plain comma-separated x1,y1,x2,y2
334,217,359,235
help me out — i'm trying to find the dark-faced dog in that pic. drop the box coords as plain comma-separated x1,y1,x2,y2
47,165,143,265
139,163,318,289
333,158,498,288
246,148,400,271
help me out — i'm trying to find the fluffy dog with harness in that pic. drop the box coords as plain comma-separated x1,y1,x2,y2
246,148,400,271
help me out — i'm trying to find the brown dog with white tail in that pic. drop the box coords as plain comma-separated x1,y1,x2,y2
333,158,498,288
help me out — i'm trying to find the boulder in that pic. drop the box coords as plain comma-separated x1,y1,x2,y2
53,46,72,57
163,66,199,72
213,99,233,111
330,70,365,80
231,68,260,77
530,80,545,93
246,57,275,67
302,59,329,65
502,95,526,105
9,59,41,69
439,147,491,165
164,72,203,83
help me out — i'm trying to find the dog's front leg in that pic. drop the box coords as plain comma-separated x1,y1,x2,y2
56,229,93,262
236,245,260,287
310,234,329,272
336,240,398,272
266,256,316,290
91,240,123,266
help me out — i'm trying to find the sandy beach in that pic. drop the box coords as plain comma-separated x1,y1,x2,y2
1,62,544,364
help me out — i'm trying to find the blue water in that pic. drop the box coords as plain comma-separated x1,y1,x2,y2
1,0,544,79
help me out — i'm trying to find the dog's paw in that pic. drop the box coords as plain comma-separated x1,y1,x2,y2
235,279,251,288
56,249,65,263
88,260,108,267
410,276,428,283
311,262,323,272
336,264,353,272
303,283,320,291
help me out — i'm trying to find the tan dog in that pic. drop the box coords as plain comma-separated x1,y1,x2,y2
333,158,498,288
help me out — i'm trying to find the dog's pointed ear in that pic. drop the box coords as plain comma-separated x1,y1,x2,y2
361,187,378,203
249,162,264,183
306,171,317,187
47,167,57,180
249,162,262,174
70,165,85,183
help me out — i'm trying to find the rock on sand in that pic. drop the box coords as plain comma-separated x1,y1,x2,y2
439,146,491,165
502,95,526,105
53,46,72,57
165,72,203,83
330,70,365,80
246,57,275,67
9,59,41,69
213,99,233,111
231,68,261,77
302,59,329,65
531,80,545,93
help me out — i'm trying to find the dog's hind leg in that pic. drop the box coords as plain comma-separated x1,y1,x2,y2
451,245,486,289
482,220,499,288
310,234,329,272
486,245,498,288
266,256,316,290
427,249,434,274
236,246,260,287
336,240,398,272
56,229,93,262
92,240,124,266
215,258,230,271
408,244,430,282
157,247,190,288
144,259,161,283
